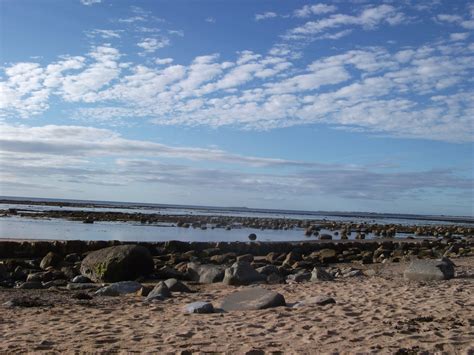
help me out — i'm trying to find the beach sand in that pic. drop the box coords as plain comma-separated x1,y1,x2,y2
1,257,473,354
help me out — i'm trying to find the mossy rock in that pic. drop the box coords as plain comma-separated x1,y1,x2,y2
80,245,154,282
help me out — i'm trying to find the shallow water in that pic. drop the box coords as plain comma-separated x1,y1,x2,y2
1,202,470,226
0,216,417,242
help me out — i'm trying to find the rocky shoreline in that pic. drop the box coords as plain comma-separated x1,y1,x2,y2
3,203,474,241
1,238,473,353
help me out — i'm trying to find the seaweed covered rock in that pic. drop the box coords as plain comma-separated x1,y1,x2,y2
80,245,153,283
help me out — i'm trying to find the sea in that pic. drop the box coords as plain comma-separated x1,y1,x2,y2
0,196,472,242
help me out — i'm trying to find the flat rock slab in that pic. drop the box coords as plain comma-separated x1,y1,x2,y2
95,281,143,296
184,302,214,314
293,295,336,307
220,287,286,311
404,258,455,281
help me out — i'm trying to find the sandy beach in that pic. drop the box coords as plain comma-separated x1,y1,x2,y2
1,256,473,354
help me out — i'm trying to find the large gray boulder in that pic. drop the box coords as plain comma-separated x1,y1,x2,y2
80,245,154,283
223,261,266,286
220,287,286,311
187,262,225,284
403,258,455,281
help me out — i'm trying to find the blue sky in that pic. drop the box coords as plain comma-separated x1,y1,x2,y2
0,0,473,216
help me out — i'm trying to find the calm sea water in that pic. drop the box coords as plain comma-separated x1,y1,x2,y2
0,197,471,242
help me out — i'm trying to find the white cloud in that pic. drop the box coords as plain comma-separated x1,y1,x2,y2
137,37,170,53
205,17,216,23
286,5,406,40
450,32,470,41
255,12,278,21
293,3,337,18
0,122,470,202
80,0,101,5
86,29,123,39
155,57,174,65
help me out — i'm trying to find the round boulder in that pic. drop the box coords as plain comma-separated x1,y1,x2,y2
80,245,154,283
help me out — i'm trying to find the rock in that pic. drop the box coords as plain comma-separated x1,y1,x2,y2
67,283,100,291
146,281,171,301
310,267,334,282
223,261,266,286
0,264,8,280
42,279,67,288
72,275,92,283
248,233,257,241
282,251,301,267
17,281,43,289
256,265,279,276
319,234,333,240
164,278,193,293
40,252,62,269
319,249,337,264
237,254,254,263
64,253,81,263
95,281,143,296
286,270,311,283
155,265,186,280
343,269,364,278
27,271,53,283
403,258,455,281
210,253,236,264
80,245,154,283
184,301,214,314
187,262,225,284
71,292,93,300
136,286,153,297
294,295,336,307
266,273,284,284
220,287,286,311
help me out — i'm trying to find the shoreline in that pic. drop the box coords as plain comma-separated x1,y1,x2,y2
2,197,473,224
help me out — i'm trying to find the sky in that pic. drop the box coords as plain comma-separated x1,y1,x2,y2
0,0,473,216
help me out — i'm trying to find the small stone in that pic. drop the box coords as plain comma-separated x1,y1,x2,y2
310,267,334,282
40,252,62,270
146,281,172,301
184,301,214,314
72,275,92,283
237,254,254,263
294,295,336,307
164,278,193,293
223,261,266,286
17,281,43,289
